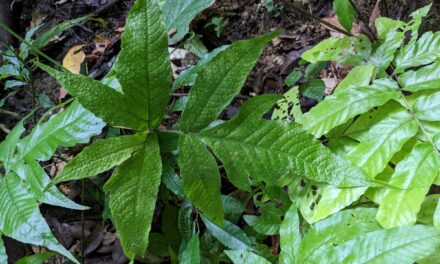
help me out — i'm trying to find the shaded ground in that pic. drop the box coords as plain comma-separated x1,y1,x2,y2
0,0,438,262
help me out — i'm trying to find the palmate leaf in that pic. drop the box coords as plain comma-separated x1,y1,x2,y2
37,64,146,130
112,0,172,129
179,30,280,133
178,134,223,225
0,173,77,263
161,0,215,43
200,95,374,189
395,31,440,71
333,0,355,32
301,79,400,137
298,208,440,264
399,61,440,92
53,134,145,184
16,100,105,164
377,142,440,229
104,133,162,259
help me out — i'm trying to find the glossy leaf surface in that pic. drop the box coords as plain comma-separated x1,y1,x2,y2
301,79,399,137
0,173,77,263
377,142,440,228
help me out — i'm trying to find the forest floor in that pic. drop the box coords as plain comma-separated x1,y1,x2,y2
0,0,437,262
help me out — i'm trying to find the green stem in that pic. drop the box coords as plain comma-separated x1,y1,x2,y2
397,92,439,153
0,20,65,70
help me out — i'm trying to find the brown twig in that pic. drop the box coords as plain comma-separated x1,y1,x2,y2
280,0,354,37
348,0,377,41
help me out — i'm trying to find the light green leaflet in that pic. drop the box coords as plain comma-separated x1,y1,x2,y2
179,31,280,133
0,173,78,263
395,31,440,71
347,107,419,178
0,117,26,170
417,194,440,226
413,91,440,121
14,159,87,210
301,35,371,65
0,101,103,261
161,0,215,43
0,235,6,263
399,62,440,92
301,79,400,137
333,0,355,32
297,208,440,264
104,134,162,259
377,142,440,229
333,65,375,95
375,17,405,39
112,0,172,129
279,205,301,264
225,250,270,264
6,101,104,168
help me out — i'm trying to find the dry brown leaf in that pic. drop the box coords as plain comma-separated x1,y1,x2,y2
60,45,86,99
322,15,361,37
369,0,382,28
63,45,86,74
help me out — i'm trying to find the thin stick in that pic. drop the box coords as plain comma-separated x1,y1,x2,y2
281,0,354,37
348,0,377,41
0,20,65,70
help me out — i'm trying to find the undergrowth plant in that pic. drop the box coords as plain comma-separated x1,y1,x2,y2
36,0,379,260
0,101,104,263
272,4,440,262
2,0,440,263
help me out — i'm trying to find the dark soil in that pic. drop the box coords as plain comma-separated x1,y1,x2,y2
1,0,438,262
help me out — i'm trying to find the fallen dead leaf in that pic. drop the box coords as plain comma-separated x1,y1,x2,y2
60,45,86,100
322,14,361,37
369,0,382,29
63,45,86,74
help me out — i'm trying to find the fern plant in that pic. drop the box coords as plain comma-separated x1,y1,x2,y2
33,0,380,261
274,4,440,231
0,101,104,263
